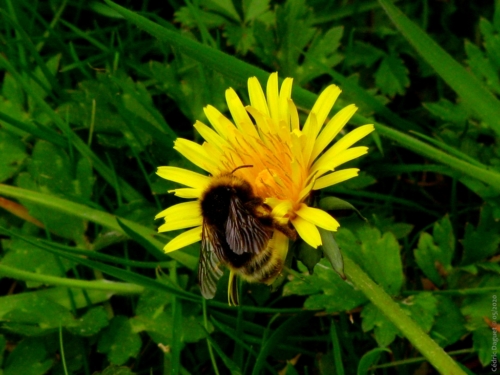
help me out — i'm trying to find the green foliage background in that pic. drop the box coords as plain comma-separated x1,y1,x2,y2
0,0,499,374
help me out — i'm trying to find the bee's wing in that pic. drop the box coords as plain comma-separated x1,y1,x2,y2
225,196,271,255
199,222,225,299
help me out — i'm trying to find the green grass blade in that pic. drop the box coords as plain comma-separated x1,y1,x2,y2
377,0,500,136
0,110,67,147
0,263,144,294
0,183,198,270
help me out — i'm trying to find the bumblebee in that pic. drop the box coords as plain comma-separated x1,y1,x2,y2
199,166,296,305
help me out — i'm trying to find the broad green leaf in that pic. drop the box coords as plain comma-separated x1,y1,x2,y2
414,215,455,286
244,0,270,22
374,53,409,97
97,315,141,365
295,241,322,274
3,337,53,375
336,227,404,295
67,307,110,337
414,233,446,286
205,0,241,22
99,366,135,375
345,41,385,68
0,129,27,182
28,54,61,110
431,296,467,347
175,6,227,29
361,302,399,347
2,296,74,334
479,18,500,70
362,293,438,347
283,259,367,313
423,98,470,124
465,40,500,95
472,327,496,366
461,204,500,265
357,348,391,375
2,72,24,106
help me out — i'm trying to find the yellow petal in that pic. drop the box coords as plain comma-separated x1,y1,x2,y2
295,204,340,231
164,226,202,253
288,99,300,131
331,147,369,169
279,78,293,128
155,201,200,220
271,230,289,263
248,77,270,116
302,112,318,166
311,125,374,171
194,121,228,150
174,139,217,173
271,200,293,218
169,188,203,199
303,84,341,139
319,124,374,163
156,166,210,189
266,72,279,122
313,168,360,190
158,215,203,232
312,104,358,161
291,216,322,248
203,105,237,137
226,88,259,138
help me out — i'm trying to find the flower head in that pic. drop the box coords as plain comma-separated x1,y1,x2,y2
156,73,374,298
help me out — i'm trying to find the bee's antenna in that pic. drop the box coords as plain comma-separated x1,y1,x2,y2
231,165,253,174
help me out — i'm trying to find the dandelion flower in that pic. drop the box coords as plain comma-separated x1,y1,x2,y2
156,72,374,304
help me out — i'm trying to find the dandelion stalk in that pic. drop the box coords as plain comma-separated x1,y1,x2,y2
343,255,466,375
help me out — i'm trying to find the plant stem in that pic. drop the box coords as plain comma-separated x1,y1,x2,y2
343,255,466,375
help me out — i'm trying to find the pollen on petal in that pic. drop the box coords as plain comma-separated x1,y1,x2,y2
313,168,360,190
291,216,322,248
164,226,202,253
295,204,340,231
156,166,210,189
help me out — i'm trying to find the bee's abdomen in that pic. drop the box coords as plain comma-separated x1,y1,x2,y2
236,248,283,284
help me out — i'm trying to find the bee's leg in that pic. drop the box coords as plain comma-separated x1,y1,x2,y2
274,222,298,240
228,270,239,306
